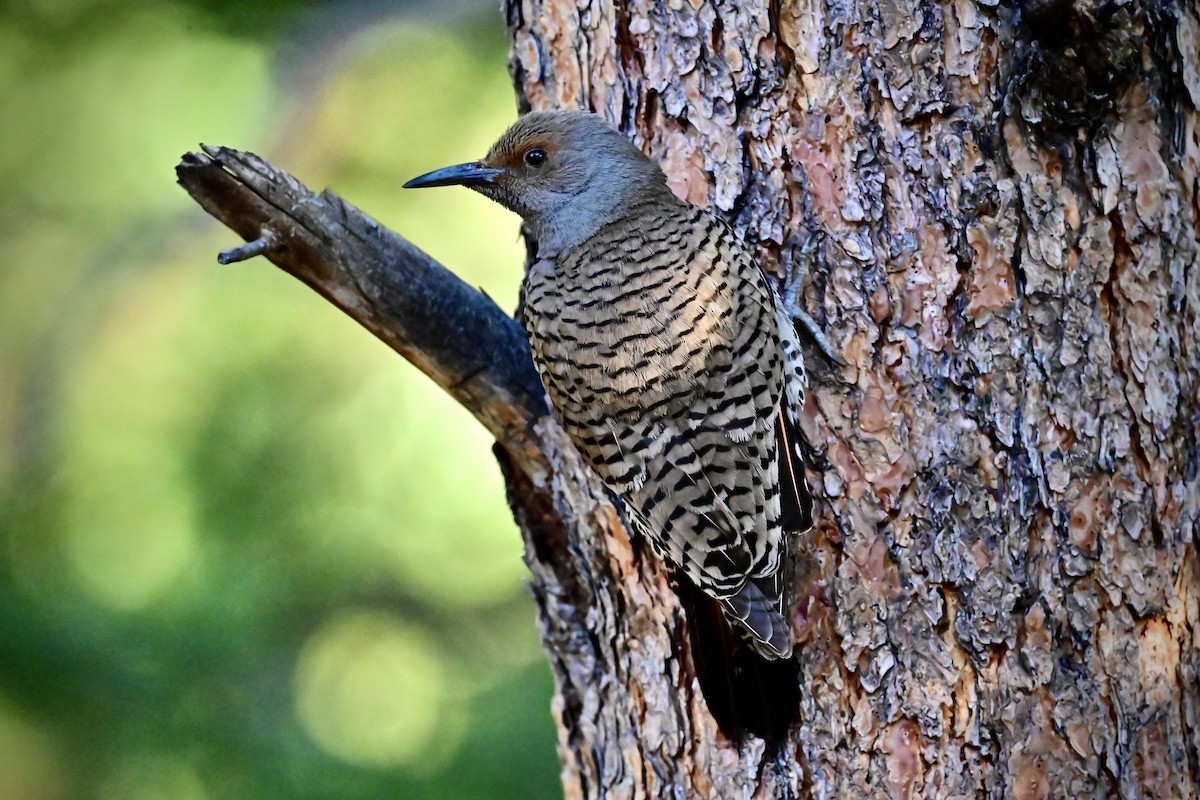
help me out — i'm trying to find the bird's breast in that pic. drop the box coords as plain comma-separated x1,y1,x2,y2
522,247,734,419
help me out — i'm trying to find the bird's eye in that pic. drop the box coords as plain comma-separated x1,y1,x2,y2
523,148,547,167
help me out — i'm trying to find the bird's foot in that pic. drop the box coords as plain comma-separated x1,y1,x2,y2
782,233,846,367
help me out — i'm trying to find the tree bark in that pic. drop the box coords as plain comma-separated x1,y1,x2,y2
180,0,1200,796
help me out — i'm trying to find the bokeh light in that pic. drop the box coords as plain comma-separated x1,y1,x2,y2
294,608,456,768
0,2,560,798
0,699,68,800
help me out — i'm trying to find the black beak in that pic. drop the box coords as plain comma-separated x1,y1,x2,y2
403,162,502,189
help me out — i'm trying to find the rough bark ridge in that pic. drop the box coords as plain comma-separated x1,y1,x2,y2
502,0,1200,797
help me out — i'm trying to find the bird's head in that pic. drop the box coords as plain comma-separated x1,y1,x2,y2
404,110,675,256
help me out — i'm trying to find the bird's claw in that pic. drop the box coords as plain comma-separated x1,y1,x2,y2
782,233,846,367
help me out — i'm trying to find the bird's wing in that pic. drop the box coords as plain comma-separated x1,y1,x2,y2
615,411,794,657
619,237,805,657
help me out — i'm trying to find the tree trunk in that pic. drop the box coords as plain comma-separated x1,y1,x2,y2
179,0,1200,797
501,0,1200,796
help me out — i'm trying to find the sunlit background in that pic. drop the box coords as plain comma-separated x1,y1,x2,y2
0,1,561,798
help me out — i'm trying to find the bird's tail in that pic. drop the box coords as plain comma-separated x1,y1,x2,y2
721,575,794,659
676,578,800,746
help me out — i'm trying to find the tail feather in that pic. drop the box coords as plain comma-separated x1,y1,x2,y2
721,578,793,659
676,577,800,745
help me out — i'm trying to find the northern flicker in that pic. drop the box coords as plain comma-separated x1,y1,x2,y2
405,110,815,741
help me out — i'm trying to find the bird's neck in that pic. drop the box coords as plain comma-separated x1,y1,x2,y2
528,180,680,259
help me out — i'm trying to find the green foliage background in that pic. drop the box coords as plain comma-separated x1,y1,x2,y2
0,1,560,797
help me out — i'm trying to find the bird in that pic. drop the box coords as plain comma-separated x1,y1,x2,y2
404,110,815,743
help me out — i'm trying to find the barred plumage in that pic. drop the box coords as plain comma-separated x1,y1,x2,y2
522,198,808,659
405,110,814,738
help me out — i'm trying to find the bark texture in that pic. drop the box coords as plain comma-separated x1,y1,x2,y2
502,0,1200,797
179,0,1200,797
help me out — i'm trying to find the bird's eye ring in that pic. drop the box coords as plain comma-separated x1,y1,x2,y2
523,148,548,167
